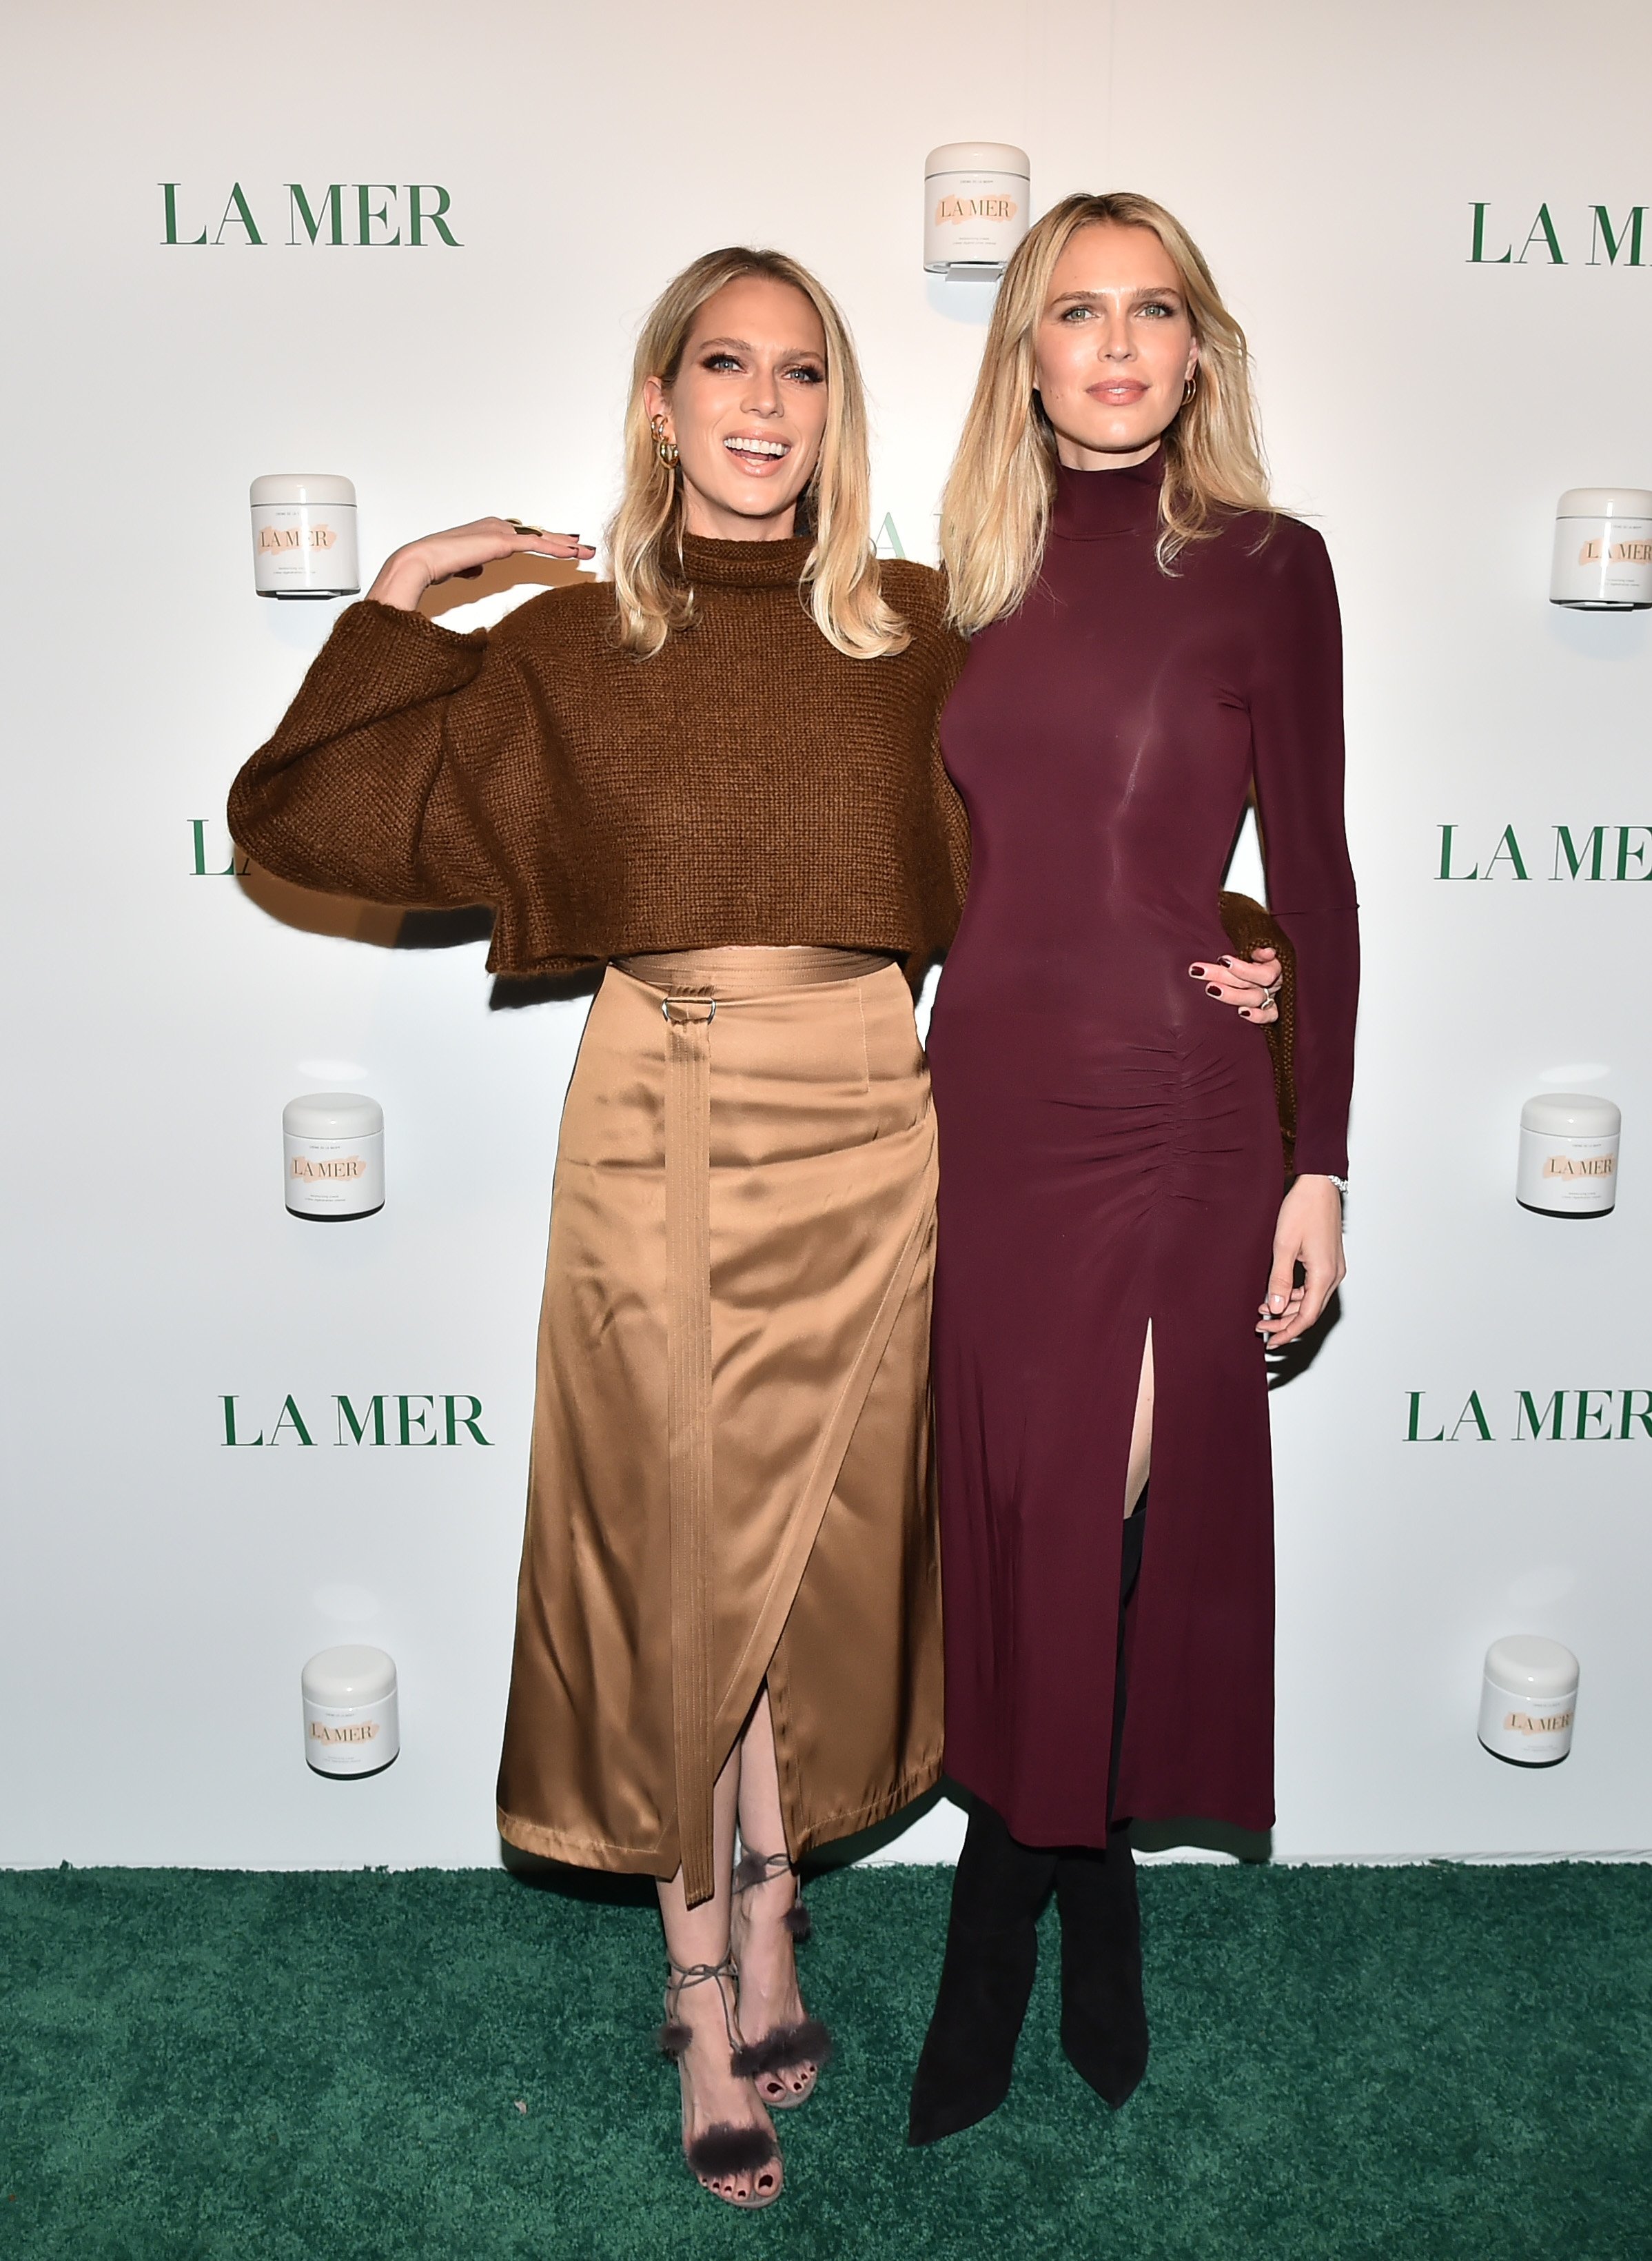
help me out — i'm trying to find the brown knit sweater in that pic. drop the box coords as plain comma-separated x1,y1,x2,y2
227,535,971,976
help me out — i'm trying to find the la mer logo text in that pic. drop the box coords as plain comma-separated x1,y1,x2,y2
310,1721,381,1743
934,195,1019,225
258,525,338,554
291,1155,367,1182
161,182,460,248
221,1394,492,1447
1468,202,1651,265
1405,1389,1652,1442
1436,824,1652,881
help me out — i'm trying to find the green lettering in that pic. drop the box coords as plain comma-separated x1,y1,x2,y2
336,1394,387,1446
1468,202,1511,263
161,183,207,246
1438,824,1478,880
269,1395,315,1446
1405,1391,1445,1442
397,1393,436,1445
1589,205,1644,267
1619,1390,1652,1439
1553,825,1606,882
1575,1389,1613,1441
875,511,906,560
1482,826,1529,881
214,183,263,247
356,184,400,247
287,183,345,247
1516,204,1564,265
1515,1390,1565,1441
189,818,241,877
221,1395,263,1447
443,1394,492,1446
1614,825,1652,881
406,184,459,247
1449,1392,1493,1442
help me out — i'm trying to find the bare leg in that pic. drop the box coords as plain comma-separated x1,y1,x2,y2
730,1690,817,2102
1124,1320,1154,1519
657,1739,779,2204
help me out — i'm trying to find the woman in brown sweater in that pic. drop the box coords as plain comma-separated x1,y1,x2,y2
230,243,1279,2209
230,247,970,2211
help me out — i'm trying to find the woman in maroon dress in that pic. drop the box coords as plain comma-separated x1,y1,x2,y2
910,192,1358,2141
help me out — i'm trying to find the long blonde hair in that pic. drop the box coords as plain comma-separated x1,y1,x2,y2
608,246,906,660
941,192,1274,633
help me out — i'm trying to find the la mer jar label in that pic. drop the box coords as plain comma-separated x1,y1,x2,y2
924,142,1030,274
250,473,360,598
1517,1091,1620,1217
1549,487,1652,609
283,1091,385,1220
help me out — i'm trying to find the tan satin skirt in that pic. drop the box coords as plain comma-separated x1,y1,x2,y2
495,949,944,1905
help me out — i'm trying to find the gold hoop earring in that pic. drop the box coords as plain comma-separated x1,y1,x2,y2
1181,372,1198,407
650,413,680,469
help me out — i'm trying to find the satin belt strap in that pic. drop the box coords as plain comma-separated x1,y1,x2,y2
628,948,895,1907
616,944,897,998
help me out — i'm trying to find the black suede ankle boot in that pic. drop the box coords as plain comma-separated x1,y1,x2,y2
1053,1492,1150,2107
1054,1834,1149,2106
907,1802,1057,2145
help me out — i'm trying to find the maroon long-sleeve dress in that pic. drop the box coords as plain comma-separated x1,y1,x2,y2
927,449,1358,1847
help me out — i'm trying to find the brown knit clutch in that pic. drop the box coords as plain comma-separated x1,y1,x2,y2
1217,891,1296,1175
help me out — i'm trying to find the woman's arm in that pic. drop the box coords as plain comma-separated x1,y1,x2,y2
1247,525,1360,1347
228,518,591,908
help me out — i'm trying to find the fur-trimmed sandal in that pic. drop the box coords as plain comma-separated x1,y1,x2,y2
730,1849,834,2109
656,1954,782,2210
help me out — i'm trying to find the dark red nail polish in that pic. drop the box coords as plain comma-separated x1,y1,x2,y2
1206,984,1222,996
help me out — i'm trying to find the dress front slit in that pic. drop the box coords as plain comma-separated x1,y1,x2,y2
496,950,945,1900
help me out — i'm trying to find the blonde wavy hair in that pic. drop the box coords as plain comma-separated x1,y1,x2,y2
941,192,1274,633
608,246,906,660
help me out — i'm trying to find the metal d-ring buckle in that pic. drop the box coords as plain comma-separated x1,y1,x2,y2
662,997,715,1022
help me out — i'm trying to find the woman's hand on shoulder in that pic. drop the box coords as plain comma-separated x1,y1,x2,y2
1258,1175,1345,1348
1188,945,1281,1024
367,519,595,611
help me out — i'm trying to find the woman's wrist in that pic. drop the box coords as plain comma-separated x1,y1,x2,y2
365,546,434,611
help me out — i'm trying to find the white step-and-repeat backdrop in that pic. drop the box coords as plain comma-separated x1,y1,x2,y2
4,0,1648,1868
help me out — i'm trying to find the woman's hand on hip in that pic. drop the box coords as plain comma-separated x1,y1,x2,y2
1258,1175,1345,1347
1188,944,1281,1024
366,518,595,610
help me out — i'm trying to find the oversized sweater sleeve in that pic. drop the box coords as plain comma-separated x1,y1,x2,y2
227,598,538,908
1247,525,1360,1179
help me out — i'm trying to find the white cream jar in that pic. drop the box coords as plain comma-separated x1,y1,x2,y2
924,143,1030,276
1517,1092,1620,1217
251,473,360,599
1477,1635,1578,1766
1549,487,1652,609
283,1092,384,1221
302,1645,399,1777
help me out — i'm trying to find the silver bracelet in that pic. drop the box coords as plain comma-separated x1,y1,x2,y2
1327,1175,1349,1197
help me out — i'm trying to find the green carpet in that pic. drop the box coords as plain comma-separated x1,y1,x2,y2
1,1862,1648,2260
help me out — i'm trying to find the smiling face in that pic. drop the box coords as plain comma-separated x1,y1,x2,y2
642,276,830,541
1032,222,1199,469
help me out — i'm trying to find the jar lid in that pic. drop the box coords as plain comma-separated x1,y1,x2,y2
1555,487,1652,518
1483,1634,1578,1699
283,1091,384,1137
251,473,358,507
303,1644,397,1703
925,142,1030,176
1520,1091,1621,1136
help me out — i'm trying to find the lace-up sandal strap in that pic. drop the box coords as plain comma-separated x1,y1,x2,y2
733,1846,812,1941
656,1952,740,2059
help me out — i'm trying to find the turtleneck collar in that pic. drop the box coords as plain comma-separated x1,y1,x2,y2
678,530,813,589
1050,445,1165,540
